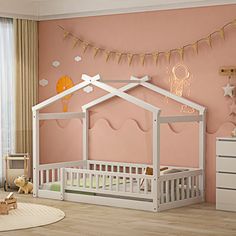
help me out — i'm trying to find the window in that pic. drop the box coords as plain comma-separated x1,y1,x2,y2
0,18,14,185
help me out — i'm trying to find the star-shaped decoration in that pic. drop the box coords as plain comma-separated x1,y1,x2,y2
230,100,236,116
223,83,235,98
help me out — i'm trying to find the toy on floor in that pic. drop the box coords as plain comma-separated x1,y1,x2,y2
14,175,33,194
0,202,9,215
140,167,169,191
144,166,169,175
4,153,30,191
5,192,17,209
0,192,17,215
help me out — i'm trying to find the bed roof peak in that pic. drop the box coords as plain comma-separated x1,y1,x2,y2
83,75,206,113
32,74,160,114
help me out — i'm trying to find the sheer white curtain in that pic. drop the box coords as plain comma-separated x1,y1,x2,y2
0,18,14,185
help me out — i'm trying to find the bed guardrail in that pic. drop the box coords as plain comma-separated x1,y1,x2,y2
37,160,203,212
61,167,154,200
159,169,203,210
38,160,86,186
87,160,152,175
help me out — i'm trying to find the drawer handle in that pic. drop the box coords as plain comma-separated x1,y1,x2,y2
217,156,236,158
217,139,236,142
217,171,236,174
217,187,236,191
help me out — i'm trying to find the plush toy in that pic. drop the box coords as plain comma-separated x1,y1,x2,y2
140,167,169,191
14,176,33,194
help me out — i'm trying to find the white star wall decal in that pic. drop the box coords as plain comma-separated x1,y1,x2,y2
223,83,235,98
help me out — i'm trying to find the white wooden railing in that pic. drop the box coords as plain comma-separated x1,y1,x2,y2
159,169,203,205
39,160,85,186
87,160,152,175
63,168,153,199
37,160,203,210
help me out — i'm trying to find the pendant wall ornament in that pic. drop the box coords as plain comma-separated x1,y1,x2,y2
220,70,236,118
230,100,236,116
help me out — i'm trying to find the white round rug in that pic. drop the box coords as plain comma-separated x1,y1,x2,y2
0,203,65,232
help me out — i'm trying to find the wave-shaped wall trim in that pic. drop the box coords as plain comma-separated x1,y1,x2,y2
89,118,150,132
39,118,83,129
39,117,236,134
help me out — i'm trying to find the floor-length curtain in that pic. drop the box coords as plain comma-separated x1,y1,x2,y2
0,18,14,185
14,19,38,162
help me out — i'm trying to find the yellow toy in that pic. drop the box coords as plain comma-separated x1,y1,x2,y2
140,167,168,191
14,176,33,194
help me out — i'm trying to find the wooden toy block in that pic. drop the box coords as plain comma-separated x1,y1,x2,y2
5,192,17,210
0,201,9,215
0,192,17,214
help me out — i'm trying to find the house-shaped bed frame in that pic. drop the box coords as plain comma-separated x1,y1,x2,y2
32,74,206,212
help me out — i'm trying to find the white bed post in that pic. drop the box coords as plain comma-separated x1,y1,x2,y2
60,168,65,200
199,109,206,201
83,109,89,169
152,111,161,212
33,110,39,198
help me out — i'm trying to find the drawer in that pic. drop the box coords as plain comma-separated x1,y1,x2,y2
216,188,236,212
216,173,236,189
216,140,236,156
216,157,236,173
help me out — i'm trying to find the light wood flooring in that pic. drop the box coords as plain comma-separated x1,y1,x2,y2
0,190,236,236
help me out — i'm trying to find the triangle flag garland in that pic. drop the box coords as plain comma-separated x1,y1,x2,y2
152,52,159,65
58,18,236,66
219,28,225,40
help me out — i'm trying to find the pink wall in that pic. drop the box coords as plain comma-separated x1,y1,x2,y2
39,4,236,203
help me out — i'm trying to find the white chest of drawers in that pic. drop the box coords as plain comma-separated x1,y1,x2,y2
216,137,236,212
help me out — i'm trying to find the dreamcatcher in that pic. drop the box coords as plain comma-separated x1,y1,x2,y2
56,75,74,112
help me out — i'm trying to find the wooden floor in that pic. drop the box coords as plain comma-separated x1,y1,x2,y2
0,190,236,236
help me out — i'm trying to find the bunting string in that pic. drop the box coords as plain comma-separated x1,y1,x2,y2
58,18,236,66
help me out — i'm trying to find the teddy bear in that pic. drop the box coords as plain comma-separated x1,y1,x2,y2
14,176,33,194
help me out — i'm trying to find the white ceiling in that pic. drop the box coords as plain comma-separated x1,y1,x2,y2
0,0,235,20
